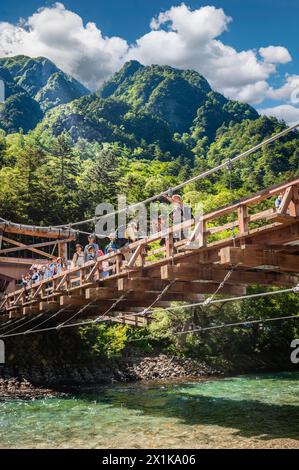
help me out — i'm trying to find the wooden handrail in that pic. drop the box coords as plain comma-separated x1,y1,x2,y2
1,177,299,312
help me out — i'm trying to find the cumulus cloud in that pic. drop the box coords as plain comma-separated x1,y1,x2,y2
127,4,278,104
267,75,299,102
258,104,299,126
0,2,129,90
0,1,294,108
259,46,292,64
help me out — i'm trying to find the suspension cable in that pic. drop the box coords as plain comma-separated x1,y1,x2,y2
174,314,299,335
1,122,296,234
3,312,44,336
1,285,299,339
128,313,299,343
52,122,299,228
138,280,177,317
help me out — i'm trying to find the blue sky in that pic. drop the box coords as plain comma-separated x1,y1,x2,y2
0,1,298,123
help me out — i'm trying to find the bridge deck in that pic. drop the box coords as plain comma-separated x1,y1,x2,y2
1,177,299,326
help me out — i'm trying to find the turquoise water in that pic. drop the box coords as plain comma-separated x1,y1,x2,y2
1,372,299,449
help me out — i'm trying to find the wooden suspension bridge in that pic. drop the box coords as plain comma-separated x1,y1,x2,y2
1,176,299,328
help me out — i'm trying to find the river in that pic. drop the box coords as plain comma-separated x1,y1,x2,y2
1,371,299,448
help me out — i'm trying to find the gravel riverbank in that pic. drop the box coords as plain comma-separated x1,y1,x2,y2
0,355,219,398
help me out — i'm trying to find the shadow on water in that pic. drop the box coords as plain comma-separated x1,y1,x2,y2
77,372,299,442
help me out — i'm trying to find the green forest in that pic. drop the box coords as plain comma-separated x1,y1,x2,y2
1,55,299,373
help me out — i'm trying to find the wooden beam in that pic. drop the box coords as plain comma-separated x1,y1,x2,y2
0,236,63,258
277,186,293,215
23,306,39,316
39,301,59,312
127,245,144,268
202,179,299,223
238,205,248,236
59,295,87,307
173,264,298,287
86,287,118,300
0,222,77,240
0,257,48,265
219,246,299,273
58,241,68,260
119,276,246,296
290,186,299,217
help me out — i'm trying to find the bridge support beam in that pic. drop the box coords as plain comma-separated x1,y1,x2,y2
219,246,299,273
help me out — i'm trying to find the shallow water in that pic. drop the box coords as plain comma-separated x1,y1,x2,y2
1,371,299,449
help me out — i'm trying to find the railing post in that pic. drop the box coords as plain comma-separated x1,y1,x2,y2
115,254,123,274
290,185,299,217
238,204,248,235
166,232,174,258
58,241,68,260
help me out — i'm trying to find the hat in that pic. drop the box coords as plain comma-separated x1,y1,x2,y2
172,194,182,202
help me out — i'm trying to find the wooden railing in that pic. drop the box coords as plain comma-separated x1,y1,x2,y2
1,176,299,314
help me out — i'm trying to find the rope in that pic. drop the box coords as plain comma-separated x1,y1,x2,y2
128,313,299,343
3,312,44,336
56,289,132,330
149,284,299,313
25,307,69,333
36,122,299,230
138,280,177,317
0,122,298,236
1,285,299,339
93,290,133,323
0,316,26,333
202,265,237,306
55,301,97,330
174,314,299,335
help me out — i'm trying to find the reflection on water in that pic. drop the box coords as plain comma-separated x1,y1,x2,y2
0,372,299,449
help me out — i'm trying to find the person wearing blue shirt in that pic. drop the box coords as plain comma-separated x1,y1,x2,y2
84,234,99,262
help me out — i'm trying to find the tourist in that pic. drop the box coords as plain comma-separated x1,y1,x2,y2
102,246,114,277
31,267,39,285
84,234,99,262
72,244,85,268
44,260,55,279
21,274,30,288
38,266,44,281
98,247,105,257
55,257,65,275
163,194,192,243
105,233,119,253
127,221,139,243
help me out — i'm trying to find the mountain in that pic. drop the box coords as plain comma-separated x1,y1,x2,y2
99,61,258,136
39,61,259,155
0,66,43,133
40,94,186,156
0,55,89,132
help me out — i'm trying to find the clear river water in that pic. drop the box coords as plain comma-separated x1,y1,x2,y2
1,371,299,449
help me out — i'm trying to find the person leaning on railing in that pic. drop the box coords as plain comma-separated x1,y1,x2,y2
72,244,85,268
84,234,99,263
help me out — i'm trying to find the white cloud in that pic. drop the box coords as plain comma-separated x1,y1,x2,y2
259,46,292,64
127,4,279,103
0,2,294,105
258,104,299,126
0,2,129,90
267,75,299,102
223,81,270,105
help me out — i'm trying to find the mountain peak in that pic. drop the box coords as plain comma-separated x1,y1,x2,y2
0,54,89,133
99,61,215,133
